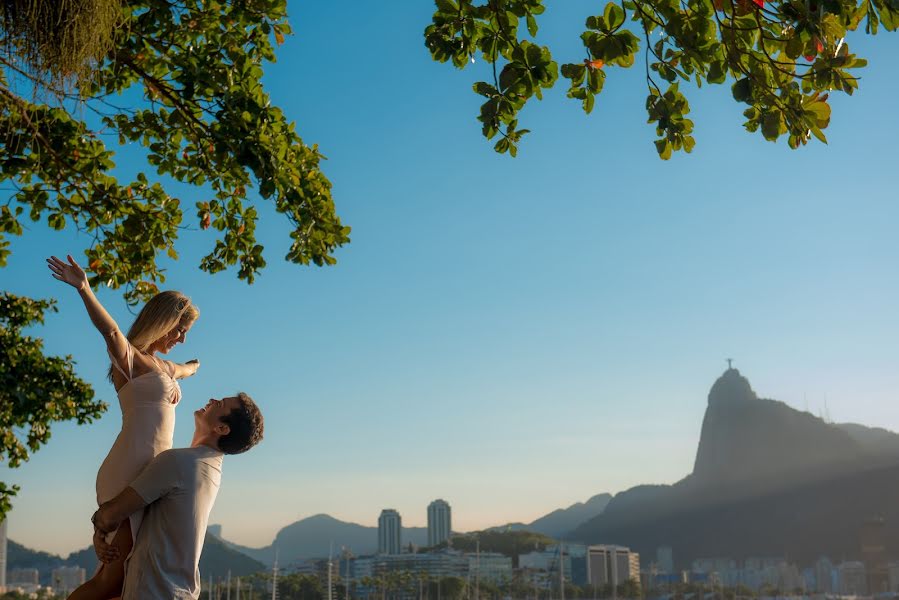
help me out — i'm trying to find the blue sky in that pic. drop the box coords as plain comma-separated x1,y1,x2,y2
3,2,899,556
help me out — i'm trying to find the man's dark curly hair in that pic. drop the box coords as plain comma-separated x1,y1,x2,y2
218,392,264,455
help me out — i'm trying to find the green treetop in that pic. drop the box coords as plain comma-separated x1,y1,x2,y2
424,0,890,158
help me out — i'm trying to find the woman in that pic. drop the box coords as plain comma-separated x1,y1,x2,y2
47,254,201,600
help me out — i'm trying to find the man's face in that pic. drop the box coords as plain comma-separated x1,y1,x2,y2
194,396,241,436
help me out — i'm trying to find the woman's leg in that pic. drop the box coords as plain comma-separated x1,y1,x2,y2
66,519,132,600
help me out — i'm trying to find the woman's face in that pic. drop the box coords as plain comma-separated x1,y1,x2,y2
156,319,195,354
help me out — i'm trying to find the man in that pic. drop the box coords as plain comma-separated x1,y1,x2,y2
91,393,264,599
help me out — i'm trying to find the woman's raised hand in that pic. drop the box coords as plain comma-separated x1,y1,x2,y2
47,254,89,291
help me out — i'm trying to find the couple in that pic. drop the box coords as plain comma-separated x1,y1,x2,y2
47,255,265,600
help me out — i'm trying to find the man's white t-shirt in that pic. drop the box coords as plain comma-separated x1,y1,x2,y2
123,445,224,600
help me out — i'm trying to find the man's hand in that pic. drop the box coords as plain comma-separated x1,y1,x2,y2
93,528,121,564
91,507,117,535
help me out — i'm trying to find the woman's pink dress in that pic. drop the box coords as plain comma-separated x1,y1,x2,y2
96,344,181,543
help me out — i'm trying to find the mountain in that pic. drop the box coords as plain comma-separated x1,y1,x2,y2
233,494,614,567
692,369,867,489
7,533,265,584
571,368,899,568
227,514,429,566
526,493,613,538
837,422,899,457
7,540,69,585
200,533,266,577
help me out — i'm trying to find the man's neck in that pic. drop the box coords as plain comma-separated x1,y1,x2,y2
191,433,219,450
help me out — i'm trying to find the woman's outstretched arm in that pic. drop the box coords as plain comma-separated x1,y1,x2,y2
169,359,200,380
47,254,130,366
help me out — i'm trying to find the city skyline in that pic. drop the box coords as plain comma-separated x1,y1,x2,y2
3,0,899,558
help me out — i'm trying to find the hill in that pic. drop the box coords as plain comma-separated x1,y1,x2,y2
571,368,899,567
227,513,429,565
527,493,612,538
7,533,264,584
228,495,613,567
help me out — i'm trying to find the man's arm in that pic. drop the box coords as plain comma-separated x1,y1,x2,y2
91,487,147,536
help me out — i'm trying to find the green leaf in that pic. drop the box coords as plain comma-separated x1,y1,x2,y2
604,2,626,29
435,0,458,13
761,111,783,141
706,60,727,84
527,13,538,36
655,139,673,159
809,126,828,143
732,78,752,103
561,63,587,85
587,68,606,93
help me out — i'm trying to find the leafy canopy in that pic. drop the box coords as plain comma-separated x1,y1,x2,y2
0,0,348,518
424,0,889,158
0,293,104,517
1,0,350,305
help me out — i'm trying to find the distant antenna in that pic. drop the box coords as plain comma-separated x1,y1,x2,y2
328,542,334,600
726,358,734,370
344,546,352,600
272,549,280,600
559,542,565,600
476,539,480,600
824,393,831,423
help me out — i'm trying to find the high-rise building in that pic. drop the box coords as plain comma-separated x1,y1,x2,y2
861,517,889,593
378,509,402,555
837,561,867,596
888,561,899,593
7,568,39,587
427,499,452,547
587,545,640,591
468,552,513,584
656,547,674,574
0,518,7,593
815,557,835,593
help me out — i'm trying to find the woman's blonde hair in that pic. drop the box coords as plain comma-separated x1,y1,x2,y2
107,290,200,382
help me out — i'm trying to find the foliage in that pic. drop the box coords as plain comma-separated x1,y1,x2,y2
279,572,325,600
0,293,104,518
0,0,350,518
1,591,64,600
434,576,467,600
617,578,643,599
448,529,556,566
0,0,350,305
424,0,890,158
0,0,122,90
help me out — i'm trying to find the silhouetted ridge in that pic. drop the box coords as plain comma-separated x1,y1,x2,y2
692,368,862,486
707,368,757,405
571,367,899,567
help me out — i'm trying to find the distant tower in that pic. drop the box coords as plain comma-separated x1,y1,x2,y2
861,517,888,593
0,518,7,592
378,509,402,555
427,499,452,547
656,546,674,574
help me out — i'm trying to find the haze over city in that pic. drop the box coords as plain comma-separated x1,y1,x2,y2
3,0,899,561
